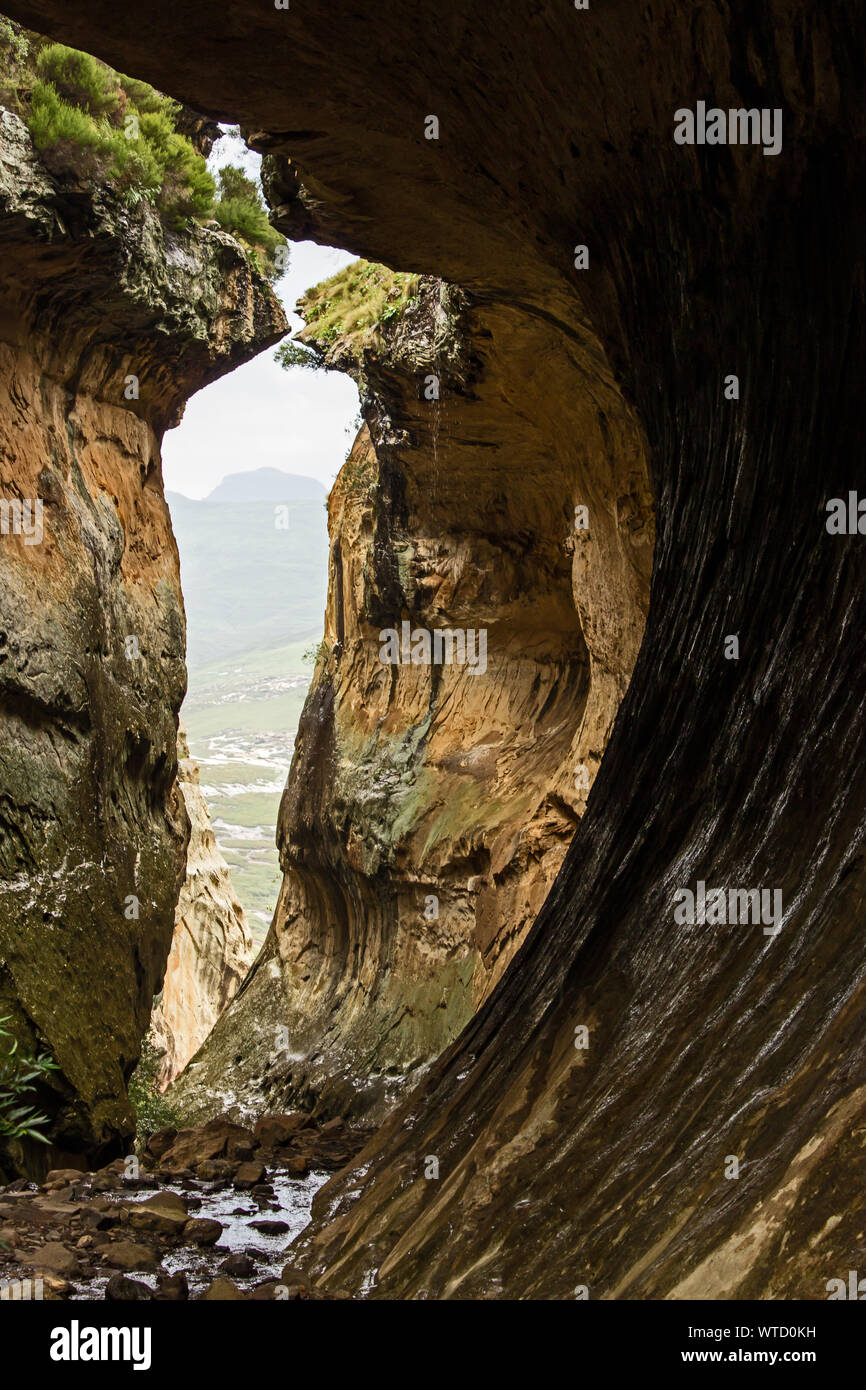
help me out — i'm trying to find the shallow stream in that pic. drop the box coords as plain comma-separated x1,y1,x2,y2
71,1170,328,1299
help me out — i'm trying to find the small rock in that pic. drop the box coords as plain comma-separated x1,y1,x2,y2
219,1252,255,1278
161,1118,255,1173
80,1206,117,1232
145,1127,177,1160
195,1159,235,1182
156,1272,188,1301
199,1277,245,1301
33,1242,80,1277
253,1113,314,1149
229,1141,255,1162
248,1280,286,1300
44,1169,87,1186
123,1173,158,1190
233,1162,265,1190
102,1240,158,1272
105,1273,154,1301
247,1218,289,1236
285,1156,309,1177
320,1117,344,1134
127,1192,188,1237
183,1217,223,1246
90,1173,121,1194
42,1274,72,1299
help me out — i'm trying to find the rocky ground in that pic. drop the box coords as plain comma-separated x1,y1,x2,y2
0,1114,366,1301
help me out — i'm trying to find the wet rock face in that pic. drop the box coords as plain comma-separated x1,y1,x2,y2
172,277,651,1124
6,0,866,1300
0,107,286,1170
148,730,255,1090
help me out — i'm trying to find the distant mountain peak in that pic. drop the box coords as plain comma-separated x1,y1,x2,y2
206,468,326,502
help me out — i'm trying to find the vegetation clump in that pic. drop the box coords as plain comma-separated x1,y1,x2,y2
0,1015,58,1144
0,18,288,273
213,163,287,281
275,259,420,371
127,1036,179,1142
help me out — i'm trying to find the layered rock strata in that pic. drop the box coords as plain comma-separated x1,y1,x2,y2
0,103,285,1171
148,729,254,1091
6,0,866,1300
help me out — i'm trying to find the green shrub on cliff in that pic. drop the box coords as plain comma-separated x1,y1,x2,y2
0,1016,58,1144
213,164,287,281
25,45,216,227
128,1036,178,1141
0,14,29,81
0,26,288,269
138,109,217,223
274,339,323,371
294,260,420,355
35,42,121,119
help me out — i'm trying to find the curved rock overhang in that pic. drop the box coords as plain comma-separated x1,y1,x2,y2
6,0,866,1297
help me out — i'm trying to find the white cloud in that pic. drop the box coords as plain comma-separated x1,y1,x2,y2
162,132,361,499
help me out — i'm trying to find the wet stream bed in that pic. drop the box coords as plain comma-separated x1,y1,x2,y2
72,1170,329,1299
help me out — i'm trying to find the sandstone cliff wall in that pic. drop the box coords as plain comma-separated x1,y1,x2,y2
7,0,866,1302
170,273,652,1124
149,729,254,1090
0,104,285,1168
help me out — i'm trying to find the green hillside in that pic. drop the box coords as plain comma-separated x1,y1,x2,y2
168,475,329,938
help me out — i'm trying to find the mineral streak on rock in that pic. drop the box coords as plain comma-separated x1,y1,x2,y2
5,0,866,1301
148,729,255,1091
0,104,286,1170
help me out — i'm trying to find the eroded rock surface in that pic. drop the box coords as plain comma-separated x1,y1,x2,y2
148,729,255,1090
6,0,866,1301
0,105,285,1171
171,272,651,1124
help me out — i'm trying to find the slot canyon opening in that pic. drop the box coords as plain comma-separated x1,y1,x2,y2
148,124,362,1092
0,20,656,1188
0,0,862,1314
160,157,656,1131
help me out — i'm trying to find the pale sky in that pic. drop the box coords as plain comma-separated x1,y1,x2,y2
162,129,360,500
